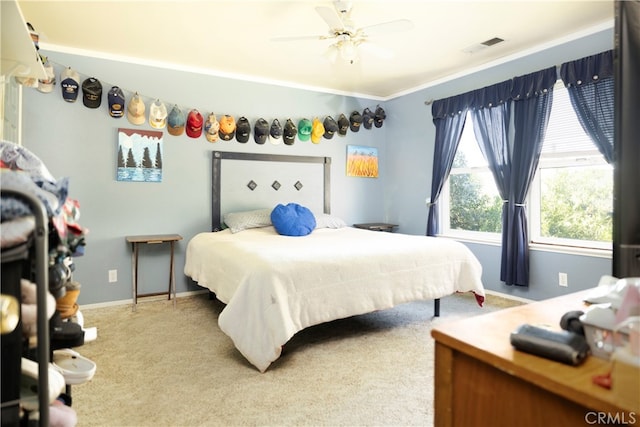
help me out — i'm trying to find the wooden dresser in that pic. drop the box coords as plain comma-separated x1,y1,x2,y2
431,289,639,427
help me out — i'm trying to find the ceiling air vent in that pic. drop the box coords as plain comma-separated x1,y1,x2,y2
482,37,504,47
462,37,505,54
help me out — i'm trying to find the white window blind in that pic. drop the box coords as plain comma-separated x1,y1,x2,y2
542,83,599,155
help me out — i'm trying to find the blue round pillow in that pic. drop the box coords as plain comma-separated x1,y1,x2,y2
270,203,317,236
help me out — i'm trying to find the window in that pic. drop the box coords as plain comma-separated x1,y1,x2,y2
530,83,612,250
440,114,502,241
440,83,613,251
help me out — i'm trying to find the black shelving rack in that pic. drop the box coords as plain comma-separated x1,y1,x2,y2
1,185,50,427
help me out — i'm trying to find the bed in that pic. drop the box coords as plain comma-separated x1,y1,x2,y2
184,151,485,372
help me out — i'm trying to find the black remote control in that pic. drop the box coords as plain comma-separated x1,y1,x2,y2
510,324,590,366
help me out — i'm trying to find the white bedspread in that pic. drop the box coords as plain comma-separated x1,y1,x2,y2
184,226,485,372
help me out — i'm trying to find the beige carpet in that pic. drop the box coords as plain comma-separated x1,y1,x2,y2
69,292,522,427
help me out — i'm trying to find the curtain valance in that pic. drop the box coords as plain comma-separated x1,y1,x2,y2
431,80,512,119
471,80,513,109
432,66,557,118
560,50,613,87
511,66,558,100
431,92,475,120
433,51,611,115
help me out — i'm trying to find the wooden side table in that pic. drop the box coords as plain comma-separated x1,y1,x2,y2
126,234,183,311
353,223,398,232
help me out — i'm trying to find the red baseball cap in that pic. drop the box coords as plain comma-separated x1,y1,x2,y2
186,109,203,138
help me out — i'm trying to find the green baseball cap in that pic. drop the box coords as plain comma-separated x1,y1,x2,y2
298,118,312,141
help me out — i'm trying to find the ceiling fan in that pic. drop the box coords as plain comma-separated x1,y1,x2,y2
272,1,413,64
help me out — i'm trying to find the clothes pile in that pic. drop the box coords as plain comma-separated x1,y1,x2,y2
1,141,94,427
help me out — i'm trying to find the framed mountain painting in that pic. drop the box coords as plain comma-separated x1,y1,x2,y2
117,128,163,182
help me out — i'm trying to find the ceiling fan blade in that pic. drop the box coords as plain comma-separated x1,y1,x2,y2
358,41,394,60
315,6,345,31
360,19,413,37
270,34,328,42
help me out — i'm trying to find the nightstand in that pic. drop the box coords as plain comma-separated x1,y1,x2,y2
353,223,398,232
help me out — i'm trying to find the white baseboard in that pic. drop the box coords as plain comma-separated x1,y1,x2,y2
80,289,209,311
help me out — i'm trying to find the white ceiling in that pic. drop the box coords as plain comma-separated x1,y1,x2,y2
18,0,614,100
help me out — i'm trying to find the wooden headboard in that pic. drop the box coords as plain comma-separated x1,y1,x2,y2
211,151,332,231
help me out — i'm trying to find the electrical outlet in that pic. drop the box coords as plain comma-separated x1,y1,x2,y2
108,269,118,283
558,272,568,287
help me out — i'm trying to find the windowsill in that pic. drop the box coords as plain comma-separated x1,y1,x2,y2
438,233,612,259
529,242,611,259
438,233,500,247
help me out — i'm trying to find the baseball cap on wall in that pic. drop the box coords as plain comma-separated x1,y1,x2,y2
323,116,339,139
167,105,186,136
310,118,325,144
149,99,168,128
362,108,374,130
204,113,220,142
81,77,102,108
337,113,349,136
254,118,269,144
298,118,312,142
283,119,297,145
60,67,80,102
108,86,125,118
218,115,236,141
269,119,283,145
374,106,386,128
349,110,362,132
236,117,251,143
127,92,146,125
186,109,204,138
37,62,55,93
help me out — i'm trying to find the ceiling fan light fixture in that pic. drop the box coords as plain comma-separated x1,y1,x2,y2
325,44,339,63
339,40,357,62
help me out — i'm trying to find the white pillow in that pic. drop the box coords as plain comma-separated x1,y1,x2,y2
223,209,273,233
314,213,347,229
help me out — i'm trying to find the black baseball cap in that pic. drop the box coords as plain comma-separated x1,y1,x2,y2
270,118,283,145
254,118,269,144
236,117,251,143
323,116,339,139
283,119,297,145
82,77,102,108
374,106,386,128
349,110,362,132
338,113,349,136
362,108,374,130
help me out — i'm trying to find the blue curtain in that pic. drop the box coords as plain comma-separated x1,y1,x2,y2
560,50,614,163
504,66,557,285
469,80,513,281
428,53,610,286
426,95,473,235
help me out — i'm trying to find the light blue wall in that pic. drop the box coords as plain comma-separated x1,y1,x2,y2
384,26,614,301
22,52,386,304
22,26,614,304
